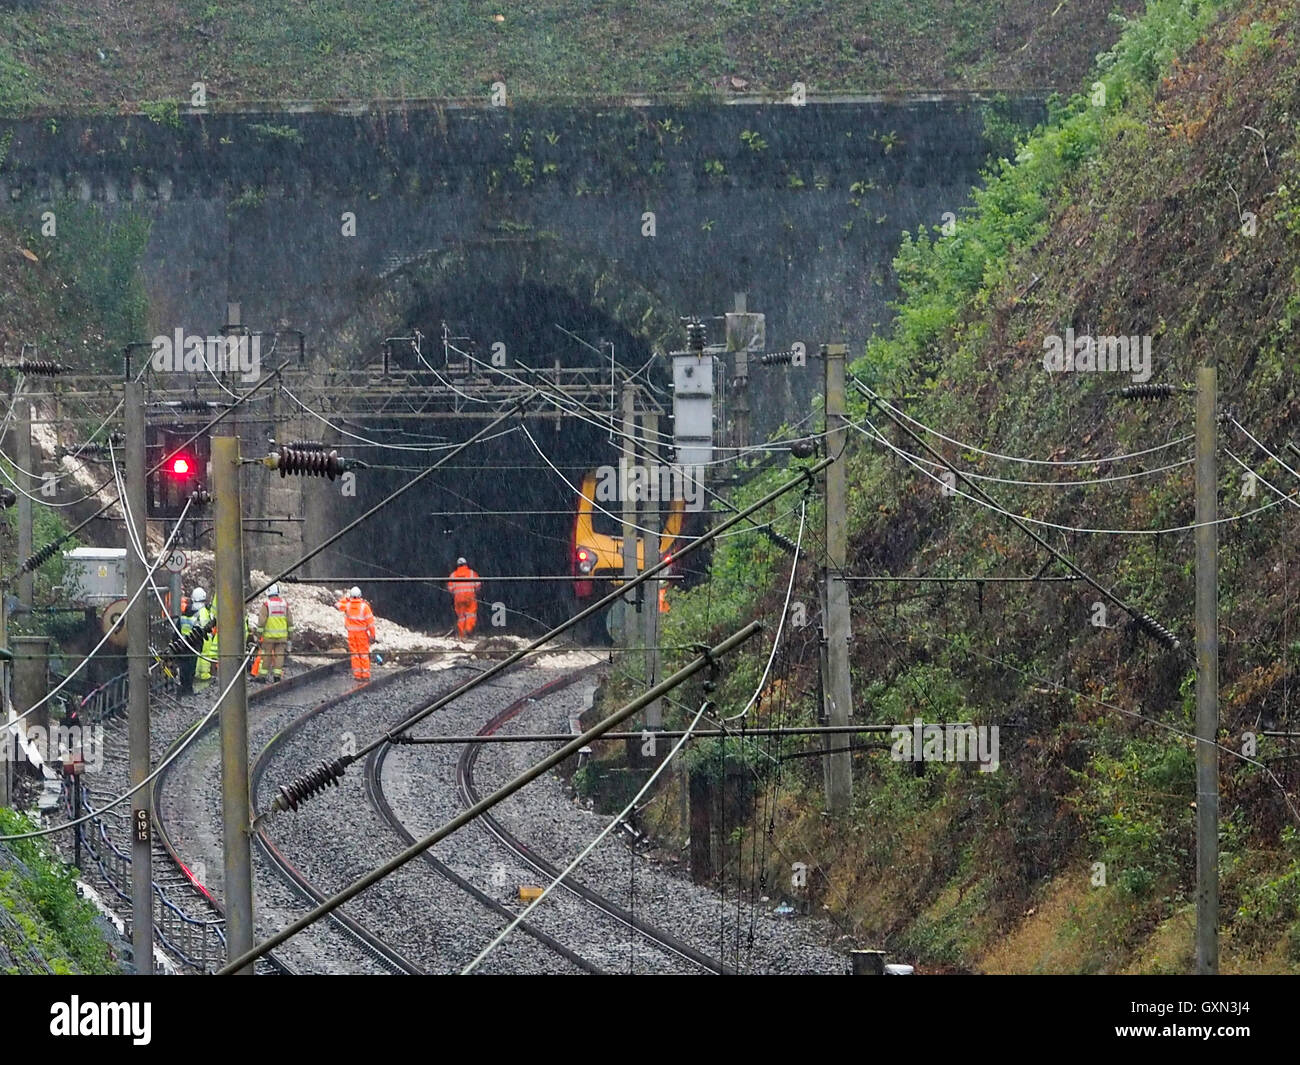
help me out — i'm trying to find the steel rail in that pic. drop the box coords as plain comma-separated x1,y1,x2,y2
365,730,606,975
455,671,734,974
219,622,761,973
247,665,435,974
150,661,350,974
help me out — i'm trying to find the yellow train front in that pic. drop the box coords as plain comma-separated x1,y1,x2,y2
571,469,685,603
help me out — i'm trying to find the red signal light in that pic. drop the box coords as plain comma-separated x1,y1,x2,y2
169,455,193,477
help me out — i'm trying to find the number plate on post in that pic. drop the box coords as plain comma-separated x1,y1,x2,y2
134,808,150,843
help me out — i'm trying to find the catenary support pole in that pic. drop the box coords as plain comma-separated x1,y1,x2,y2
123,381,153,973
1195,365,1219,975
621,384,638,648
16,400,33,613
642,408,662,731
213,435,255,973
821,343,853,814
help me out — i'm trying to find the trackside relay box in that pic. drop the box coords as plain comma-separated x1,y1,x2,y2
62,547,128,606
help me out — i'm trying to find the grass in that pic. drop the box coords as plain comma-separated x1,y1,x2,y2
0,0,1145,114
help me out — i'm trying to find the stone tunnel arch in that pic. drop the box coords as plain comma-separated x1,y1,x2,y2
293,238,686,636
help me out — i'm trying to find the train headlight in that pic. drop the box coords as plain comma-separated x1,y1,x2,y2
576,547,595,574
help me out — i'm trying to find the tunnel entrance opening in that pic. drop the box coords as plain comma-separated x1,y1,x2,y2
337,282,672,641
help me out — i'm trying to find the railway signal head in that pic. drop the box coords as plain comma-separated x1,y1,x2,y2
168,453,195,478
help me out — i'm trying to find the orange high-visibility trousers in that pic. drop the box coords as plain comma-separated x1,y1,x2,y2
454,594,478,637
347,629,371,679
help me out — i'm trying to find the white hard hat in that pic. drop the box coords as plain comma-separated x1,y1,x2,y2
349,586,361,598
191,587,207,603
457,557,467,566
267,583,280,597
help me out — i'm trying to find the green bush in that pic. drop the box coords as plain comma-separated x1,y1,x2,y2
0,810,117,973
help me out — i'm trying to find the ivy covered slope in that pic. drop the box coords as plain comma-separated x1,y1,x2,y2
660,0,1300,973
0,193,148,369
0,0,1145,113
0,202,138,600
0,811,119,974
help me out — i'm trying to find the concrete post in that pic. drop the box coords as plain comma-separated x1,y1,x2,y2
1195,365,1219,975
620,385,639,649
642,409,662,732
124,380,153,973
17,400,34,613
821,343,853,814
213,435,255,972
12,635,52,744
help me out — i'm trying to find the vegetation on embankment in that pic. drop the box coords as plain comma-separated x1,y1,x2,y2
638,0,1300,973
0,176,149,370
0,810,120,974
0,0,1144,115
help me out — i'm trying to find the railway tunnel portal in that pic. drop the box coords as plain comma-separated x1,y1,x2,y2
0,94,1045,635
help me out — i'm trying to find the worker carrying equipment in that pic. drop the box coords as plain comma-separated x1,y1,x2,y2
198,592,249,683
447,558,482,638
191,587,217,685
174,592,208,695
337,587,376,681
254,582,294,683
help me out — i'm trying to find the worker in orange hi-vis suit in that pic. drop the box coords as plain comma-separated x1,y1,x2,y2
447,557,482,638
336,586,376,680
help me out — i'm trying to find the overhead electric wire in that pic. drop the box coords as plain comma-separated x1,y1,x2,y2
854,379,1188,655
852,430,1193,487
909,623,1300,826
456,342,843,461
452,346,832,559
0,455,118,509
721,499,805,724
853,420,1295,535
1224,449,1300,514
0,346,154,493
255,459,829,823
220,623,763,973
109,440,208,651
1227,415,1300,485
278,384,519,454
0,397,126,495
520,422,694,542
1,495,193,731
2,360,288,584
863,390,1195,466
245,400,531,603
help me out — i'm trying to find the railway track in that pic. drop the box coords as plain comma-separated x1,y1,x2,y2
452,672,734,975
252,660,606,973
364,742,605,974
152,661,418,974
246,664,433,975
159,655,738,973
86,667,344,974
